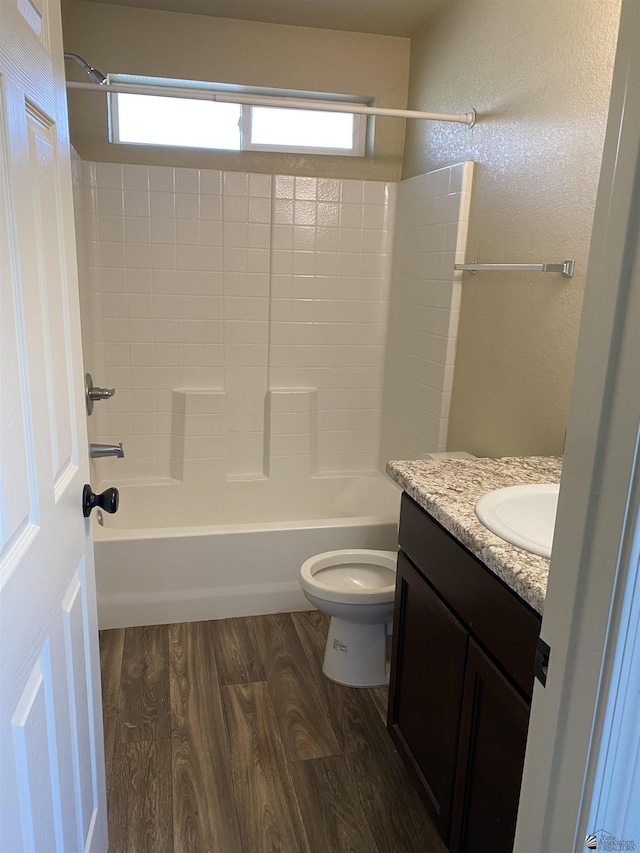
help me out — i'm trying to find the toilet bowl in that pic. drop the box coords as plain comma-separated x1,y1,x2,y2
299,549,397,687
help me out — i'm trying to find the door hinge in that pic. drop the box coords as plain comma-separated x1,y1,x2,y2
534,637,551,687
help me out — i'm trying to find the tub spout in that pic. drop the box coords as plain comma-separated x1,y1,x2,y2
89,442,124,459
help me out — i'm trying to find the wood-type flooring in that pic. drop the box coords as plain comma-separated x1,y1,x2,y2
100,610,447,852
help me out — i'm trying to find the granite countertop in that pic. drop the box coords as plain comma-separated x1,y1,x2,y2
386,456,563,615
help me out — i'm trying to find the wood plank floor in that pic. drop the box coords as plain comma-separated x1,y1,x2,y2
100,611,447,853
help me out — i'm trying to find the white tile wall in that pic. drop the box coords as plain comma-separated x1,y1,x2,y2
265,388,318,479
379,162,474,465
73,159,473,484
74,162,398,482
170,390,228,481
268,175,394,474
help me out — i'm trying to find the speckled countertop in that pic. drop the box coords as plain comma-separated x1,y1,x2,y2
386,456,563,615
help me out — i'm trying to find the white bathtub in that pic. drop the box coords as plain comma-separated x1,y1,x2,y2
93,473,401,629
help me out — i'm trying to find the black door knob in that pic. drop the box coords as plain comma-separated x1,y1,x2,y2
82,484,119,518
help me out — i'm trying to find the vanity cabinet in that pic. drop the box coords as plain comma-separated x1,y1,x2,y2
388,494,541,853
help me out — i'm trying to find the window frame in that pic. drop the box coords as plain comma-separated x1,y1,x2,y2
107,75,369,157
108,89,243,150
240,103,366,157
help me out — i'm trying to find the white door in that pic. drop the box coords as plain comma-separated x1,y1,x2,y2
0,1,107,851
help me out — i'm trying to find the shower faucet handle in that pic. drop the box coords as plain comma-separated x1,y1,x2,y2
85,373,116,415
90,386,115,400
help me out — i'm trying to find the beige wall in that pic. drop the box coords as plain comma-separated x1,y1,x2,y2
404,1,621,457
62,1,410,180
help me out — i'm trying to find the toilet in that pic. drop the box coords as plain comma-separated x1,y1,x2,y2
299,452,477,688
299,549,397,687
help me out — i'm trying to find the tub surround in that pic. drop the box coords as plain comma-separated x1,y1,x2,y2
385,456,562,614
73,160,473,484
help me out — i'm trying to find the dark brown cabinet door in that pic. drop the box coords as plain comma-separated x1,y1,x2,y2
388,552,469,843
450,639,530,853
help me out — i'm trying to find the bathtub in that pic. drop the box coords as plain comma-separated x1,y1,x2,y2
93,473,401,629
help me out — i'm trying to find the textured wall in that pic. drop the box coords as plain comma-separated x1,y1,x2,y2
403,0,621,457
62,1,410,181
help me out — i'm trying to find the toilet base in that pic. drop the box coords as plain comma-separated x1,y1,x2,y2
322,616,389,687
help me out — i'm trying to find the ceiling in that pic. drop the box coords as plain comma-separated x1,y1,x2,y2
77,0,452,38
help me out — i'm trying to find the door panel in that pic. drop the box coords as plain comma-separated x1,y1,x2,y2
62,570,95,848
26,103,75,487
11,656,60,851
17,0,50,48
0,84,37,567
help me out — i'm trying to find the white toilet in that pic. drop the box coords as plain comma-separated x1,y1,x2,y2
299,549,397,687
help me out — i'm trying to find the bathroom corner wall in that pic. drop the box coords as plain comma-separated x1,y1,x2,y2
75,162,395,483
379,162,474,465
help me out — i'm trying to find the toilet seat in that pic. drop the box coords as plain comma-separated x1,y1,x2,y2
300,549,397,605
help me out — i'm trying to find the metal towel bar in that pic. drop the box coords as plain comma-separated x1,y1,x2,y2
455,260,575,278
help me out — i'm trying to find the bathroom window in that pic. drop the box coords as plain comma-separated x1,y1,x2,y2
108,75,368,156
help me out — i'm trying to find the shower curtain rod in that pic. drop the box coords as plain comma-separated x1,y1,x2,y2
65,80,477,126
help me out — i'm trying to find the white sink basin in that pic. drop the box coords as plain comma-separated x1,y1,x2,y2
475,483,560,558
